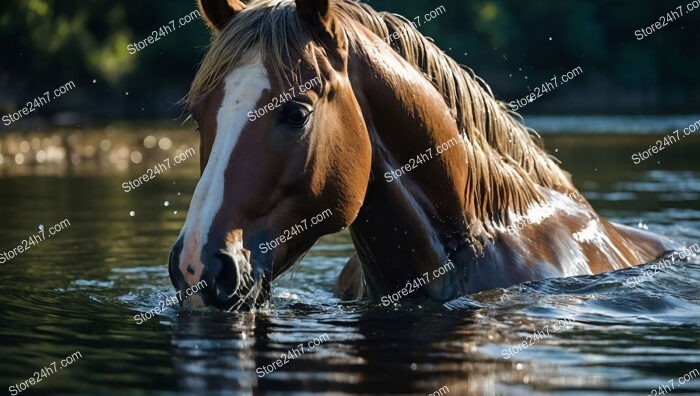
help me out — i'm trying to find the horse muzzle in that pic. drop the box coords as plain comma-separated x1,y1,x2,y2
168,235,270,311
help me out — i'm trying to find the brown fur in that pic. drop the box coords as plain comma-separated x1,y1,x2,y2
171,0,676,309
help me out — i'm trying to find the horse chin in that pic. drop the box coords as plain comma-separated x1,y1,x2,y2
176,256,271,312
189,279,268,312
181,293,219,312
217,259,272,312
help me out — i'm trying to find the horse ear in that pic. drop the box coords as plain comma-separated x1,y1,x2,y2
295,0,332,32
295,0,346,60
198,0,246,32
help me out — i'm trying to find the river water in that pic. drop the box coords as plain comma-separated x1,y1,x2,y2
0,116,699,395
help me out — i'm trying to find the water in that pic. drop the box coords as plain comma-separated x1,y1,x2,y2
0,117,699,395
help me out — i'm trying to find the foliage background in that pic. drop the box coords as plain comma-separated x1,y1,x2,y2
0,0,698,124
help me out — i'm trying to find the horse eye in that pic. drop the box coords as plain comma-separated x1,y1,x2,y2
280,103,312,129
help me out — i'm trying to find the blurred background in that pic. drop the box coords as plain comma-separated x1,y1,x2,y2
1,0,699,127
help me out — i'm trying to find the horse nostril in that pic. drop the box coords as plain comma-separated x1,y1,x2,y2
213,253,241,299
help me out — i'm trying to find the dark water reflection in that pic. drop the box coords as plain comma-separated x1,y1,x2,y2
0,120,699,395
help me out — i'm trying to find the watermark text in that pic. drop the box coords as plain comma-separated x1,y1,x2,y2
648,368,698,396
384,137,460,182
632,119,700,164
627,244,699,288
134,280,207,324
259,209,333,253
2,81,76,127
635,2,698,40
428,386,450,396
128,9,201,55
381,260,455,306
501,316,574,359
0,219,71,264
256,333,329,378
378,5,447,46
8,351,82,395
509,67,583,111
122,148,195,192
248,77,322,122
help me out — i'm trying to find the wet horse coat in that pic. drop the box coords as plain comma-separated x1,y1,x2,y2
168,0,674,310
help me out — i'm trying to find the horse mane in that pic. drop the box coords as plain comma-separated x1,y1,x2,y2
187,0,574,231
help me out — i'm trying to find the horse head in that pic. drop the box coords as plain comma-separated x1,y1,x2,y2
169,0,372,310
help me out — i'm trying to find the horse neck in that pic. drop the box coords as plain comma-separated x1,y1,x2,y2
346,41,475,302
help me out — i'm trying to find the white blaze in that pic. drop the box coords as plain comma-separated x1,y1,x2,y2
178,54,270,286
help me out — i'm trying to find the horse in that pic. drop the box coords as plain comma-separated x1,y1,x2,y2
168,0,675,310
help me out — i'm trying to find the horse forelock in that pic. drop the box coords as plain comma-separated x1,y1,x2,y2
187,0,574,229
187,0,322,108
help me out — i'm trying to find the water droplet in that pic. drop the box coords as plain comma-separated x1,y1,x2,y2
177,192,181,196
164,201,170,207
549,37,552,41
129,211,136,217
92,79,97,83
38,224,45,230
173,210,178,215
555,148,559,153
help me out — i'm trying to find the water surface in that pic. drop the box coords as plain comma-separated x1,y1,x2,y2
0,117,699,395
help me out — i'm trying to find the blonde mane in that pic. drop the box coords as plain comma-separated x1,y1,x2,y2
187,0,574,229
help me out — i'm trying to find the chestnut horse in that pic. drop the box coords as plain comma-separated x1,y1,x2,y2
168,0,674,310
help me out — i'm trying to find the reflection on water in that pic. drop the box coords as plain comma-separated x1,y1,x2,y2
524,114,700,134
0,125,199,176
0,119,699,395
